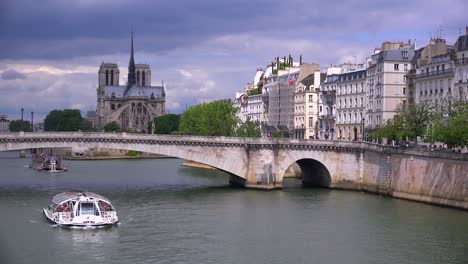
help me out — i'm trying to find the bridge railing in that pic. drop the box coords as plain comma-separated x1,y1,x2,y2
1,132,466,160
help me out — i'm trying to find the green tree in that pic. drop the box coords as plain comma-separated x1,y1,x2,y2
430,101,468,147
9,120,32,132
235,118,261,137
104,121,120,132
179,100,237,136
44,109,92,131
151,114,180,134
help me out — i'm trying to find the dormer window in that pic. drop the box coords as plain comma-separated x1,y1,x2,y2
150,93,155,99
111,92,115,98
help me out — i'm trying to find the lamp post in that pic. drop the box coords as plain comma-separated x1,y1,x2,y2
31,112,34,132
361,117,365,142
20,108,24,132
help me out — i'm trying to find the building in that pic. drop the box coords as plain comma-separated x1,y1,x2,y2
317,66,341,140
85,110,97,128
454,27,468,101
293,64,324,139
366,41,415,129
336,66,367,141
0,114,9,132
96,33,165,132
264,58,300,137
413,38,455,106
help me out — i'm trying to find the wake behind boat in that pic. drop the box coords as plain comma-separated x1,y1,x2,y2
43,191,118,227
31,153,67,172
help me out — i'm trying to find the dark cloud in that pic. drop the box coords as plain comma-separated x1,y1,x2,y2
0,0,467,118
1,69,26,80
1,0,466,60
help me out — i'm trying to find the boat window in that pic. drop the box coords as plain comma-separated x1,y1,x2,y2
56,202,70,212
80,203,95,215
98,201,113,212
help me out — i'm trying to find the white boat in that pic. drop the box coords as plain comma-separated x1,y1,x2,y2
43,191,118,227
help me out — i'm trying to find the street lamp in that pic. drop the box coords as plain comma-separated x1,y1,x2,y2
31,112,34,132
20,108,24,132
361,117,365,142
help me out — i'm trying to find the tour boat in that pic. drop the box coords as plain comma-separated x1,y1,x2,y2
31,153,67,172
43,191,118,227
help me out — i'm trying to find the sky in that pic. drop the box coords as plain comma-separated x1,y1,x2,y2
0,0,467,122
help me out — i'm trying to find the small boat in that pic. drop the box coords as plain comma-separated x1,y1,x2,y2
43,191,118,227
31,153,67,172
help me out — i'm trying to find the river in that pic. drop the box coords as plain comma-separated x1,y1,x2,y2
0,151,467,264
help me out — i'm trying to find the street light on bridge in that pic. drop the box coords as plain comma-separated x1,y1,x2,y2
20,108,24,132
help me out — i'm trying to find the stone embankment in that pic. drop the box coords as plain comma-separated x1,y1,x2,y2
360,148,468,210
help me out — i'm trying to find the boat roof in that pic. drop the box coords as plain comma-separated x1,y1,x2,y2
51,191,111,204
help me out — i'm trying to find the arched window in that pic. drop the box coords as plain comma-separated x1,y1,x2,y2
110,70,114,85
105,70,109,85
142,71,146,86
111,92,115,98
150,92,155,99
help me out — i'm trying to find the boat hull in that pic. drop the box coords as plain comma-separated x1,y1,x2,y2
43,208,118,227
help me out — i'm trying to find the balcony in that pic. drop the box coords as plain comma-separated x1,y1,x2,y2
414,68,454,80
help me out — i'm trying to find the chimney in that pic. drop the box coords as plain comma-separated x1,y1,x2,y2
313,70,320,89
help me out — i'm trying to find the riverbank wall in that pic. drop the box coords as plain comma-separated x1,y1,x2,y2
360,149,468,210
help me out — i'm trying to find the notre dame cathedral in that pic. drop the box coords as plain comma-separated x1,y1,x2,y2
96,33,166,132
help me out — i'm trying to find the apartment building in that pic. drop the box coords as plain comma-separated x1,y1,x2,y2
336,67,367,141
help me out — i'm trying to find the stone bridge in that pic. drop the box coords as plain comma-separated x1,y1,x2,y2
0,132,377,190
1,132,467,210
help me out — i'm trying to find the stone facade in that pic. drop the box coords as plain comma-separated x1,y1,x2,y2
0,114,9,132
366,42,415,129
454,27,468,101
96,34,165,132
293,64,322,139
336,67,367,141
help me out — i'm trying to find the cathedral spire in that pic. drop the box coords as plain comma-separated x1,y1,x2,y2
127,31,136,87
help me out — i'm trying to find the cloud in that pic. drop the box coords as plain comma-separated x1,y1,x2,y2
0,0,467,118
1,69,26,80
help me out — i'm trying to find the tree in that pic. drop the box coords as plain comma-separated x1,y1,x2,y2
179,100,237,136
151,114,180,134
104,121,120,132
235,118,261,137
44,109,92,131
9,120,31,132
430,101,468,147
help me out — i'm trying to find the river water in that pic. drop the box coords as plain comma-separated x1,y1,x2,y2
0,151,467,264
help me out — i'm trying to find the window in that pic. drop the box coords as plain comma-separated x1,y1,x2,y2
404,64,408,71
111,104,115,110
309,117,313,127
309,95,313,101
402,51,408,59
394,64,399,71
319,106,322,112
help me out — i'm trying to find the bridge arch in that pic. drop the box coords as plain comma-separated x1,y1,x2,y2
284,158,331,188
0,135,249,184
295,159,331,187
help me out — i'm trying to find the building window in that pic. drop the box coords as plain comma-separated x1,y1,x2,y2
394,64,399,71
309,117,313,127
404,64,408,71
402,51,408,59
110,70,114,85
309,95,313,101
105,70,109,85
111,104,115,111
